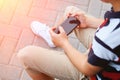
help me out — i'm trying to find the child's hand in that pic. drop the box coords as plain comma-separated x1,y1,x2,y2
49,26,69,48
68,12,87,29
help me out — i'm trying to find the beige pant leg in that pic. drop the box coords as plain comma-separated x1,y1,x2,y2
74,28,96,49
17,46,83,80
59,6,96,49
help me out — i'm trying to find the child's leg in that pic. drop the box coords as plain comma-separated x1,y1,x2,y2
17,46,83,80
74,28,96,49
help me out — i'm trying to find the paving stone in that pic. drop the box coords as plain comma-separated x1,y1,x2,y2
68,32,77,39
87,0,102,18
99,3,111,18
0,23,21,39
0,35,3,45
11,14,55,28
45,0,75,12
32,0,40,7
68,37,80,49
63,0,89,5
102,3,111,10
0,37,17,64
0,0,18,24
20,70,32,80
11,14,35,28
54,11,64,27
0,10,14,24
15,0,32,15
33,36,50,49
29,7,57,22
0,64,22,80
78,43,87,53
10,53,23,67
0,0,4,9
100,10,106,18
73,5,88,12
33,0,48,8
40,19,55,27
15,28,35,52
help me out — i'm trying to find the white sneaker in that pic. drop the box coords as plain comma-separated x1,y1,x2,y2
31,21,55,47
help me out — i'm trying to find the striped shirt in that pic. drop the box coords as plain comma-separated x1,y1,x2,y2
88,8,120,80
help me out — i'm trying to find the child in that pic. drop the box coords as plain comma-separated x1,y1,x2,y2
18,0,120,80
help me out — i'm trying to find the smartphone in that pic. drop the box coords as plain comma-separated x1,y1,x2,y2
54,16,80,35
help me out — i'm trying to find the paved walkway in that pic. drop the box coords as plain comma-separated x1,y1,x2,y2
0,0,111,80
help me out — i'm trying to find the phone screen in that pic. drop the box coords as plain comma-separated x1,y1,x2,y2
54,16,80,35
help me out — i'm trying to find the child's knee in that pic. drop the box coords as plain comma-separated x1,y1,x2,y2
17,46,34,64
66,6,84,13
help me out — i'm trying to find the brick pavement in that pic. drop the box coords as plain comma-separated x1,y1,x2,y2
0,0,111,80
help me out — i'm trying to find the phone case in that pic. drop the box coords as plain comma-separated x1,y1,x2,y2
54,16,80,35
